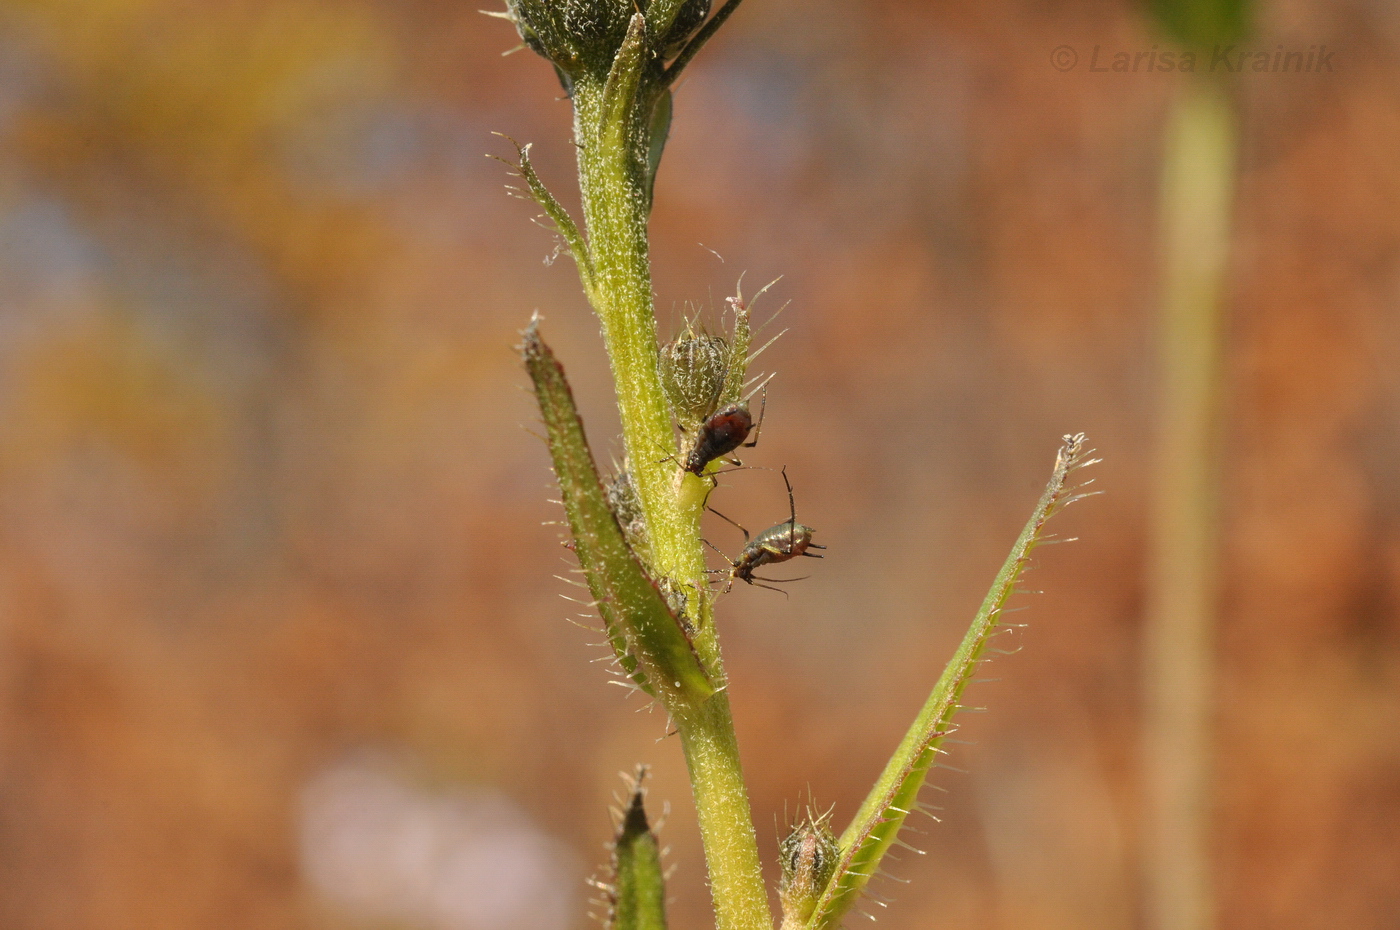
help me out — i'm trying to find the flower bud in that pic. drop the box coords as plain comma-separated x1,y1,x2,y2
660,0,712,57
594,767,668,930
502,0,635,77
659,321,729,425
779,808,840,926
501,0,715,78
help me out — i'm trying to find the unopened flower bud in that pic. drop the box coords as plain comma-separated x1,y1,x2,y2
660,0,712,57
501,0,637,77
498,0,718,76
779,808,840,926
659,322,729,425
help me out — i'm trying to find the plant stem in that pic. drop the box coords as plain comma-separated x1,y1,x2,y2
571,79,708,587
1144,72,1234,930
677,685,773,930
570,74,771,930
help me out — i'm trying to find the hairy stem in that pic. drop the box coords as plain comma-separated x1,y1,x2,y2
676,686,772,930
570,69,770,930
572,78,704,586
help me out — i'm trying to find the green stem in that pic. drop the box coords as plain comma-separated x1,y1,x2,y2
678,601,771,930
572,78,703,586
676,688,773,930
1145,72,1234,930
570,73,771,930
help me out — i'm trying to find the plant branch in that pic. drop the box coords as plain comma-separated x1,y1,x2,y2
1144,71,1235,930
808,434,1098,930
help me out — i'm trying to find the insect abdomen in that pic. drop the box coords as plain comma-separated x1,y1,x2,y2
684,403,753,474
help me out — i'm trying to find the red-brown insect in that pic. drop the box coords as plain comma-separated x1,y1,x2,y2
680,386,767,477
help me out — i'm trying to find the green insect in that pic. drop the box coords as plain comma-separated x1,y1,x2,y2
709,467,825,595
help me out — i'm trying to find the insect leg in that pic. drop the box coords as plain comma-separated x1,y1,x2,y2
708,462,776,477
740,383,769,449
701,537,734,562
722,568,742,594
707,506,751,543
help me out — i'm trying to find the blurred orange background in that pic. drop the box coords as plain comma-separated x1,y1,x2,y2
0,1,1396,928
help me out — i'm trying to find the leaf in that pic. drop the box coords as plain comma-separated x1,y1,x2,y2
600,14,648,155
720,274,781,407
644,88,672,212
522,319,714,707
603,767,670,930
644,0,691,41
807,434,1099,930
492,134,594,298
720,283,751,407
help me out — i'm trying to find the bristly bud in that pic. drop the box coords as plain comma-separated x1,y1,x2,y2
496,0,713,81
659,319,729,426
599,766,670,930
778,806,840,928
660,0,712,57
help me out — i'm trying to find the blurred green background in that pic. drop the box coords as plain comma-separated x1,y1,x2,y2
0,1,1396,928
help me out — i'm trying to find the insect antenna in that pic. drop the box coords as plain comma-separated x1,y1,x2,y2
779,465,799,547
746,581,790,598
748,574,810,584
708,464,776,478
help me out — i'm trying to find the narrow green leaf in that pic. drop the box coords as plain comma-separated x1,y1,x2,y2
644,0,690,41
600,14,648,154
719,275,779,407
644,89,672,212
607,768,670,930
522,319,714,707
492,135,595,298
808,434,1098,930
